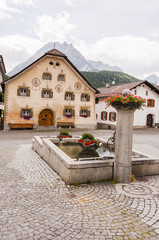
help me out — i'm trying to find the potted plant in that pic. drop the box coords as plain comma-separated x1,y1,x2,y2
78,133,99,151
105,93,146,110
57,130,72,141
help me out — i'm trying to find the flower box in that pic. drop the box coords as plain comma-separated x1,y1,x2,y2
24,115,30,120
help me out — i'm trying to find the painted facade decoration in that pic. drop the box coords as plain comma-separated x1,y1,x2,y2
96,81,159,128
4,49,98,130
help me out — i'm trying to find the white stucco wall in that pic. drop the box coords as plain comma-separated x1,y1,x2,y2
96,83,159,128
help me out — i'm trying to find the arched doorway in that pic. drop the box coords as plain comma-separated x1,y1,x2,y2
39,109,53,126
146,114,153,127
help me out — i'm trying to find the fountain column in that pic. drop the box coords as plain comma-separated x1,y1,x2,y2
114,108,135,183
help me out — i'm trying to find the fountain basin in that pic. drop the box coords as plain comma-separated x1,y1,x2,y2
32,136,159,184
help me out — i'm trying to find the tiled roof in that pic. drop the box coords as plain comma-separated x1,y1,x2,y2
47,49,66,56
4,49,99,93
96,80,159,97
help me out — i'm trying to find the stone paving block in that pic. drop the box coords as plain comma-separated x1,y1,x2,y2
0,140,159,240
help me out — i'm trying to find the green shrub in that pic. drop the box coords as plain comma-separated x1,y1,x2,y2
81,133,94,140
60,130,69,136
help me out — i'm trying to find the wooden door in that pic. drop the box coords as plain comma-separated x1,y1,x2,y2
39,109,53,126
146,114,153,127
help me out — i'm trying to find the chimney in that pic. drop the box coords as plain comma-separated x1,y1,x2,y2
106,83,110,88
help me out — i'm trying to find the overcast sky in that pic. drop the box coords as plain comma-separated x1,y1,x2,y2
1,0,159,79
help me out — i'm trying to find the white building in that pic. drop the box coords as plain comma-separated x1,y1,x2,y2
96,81,159,129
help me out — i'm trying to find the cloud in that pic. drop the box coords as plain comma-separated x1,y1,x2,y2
10,0,35,5
73,35,159,79
35,12,75,43
0,34,42,72
0,0,21,20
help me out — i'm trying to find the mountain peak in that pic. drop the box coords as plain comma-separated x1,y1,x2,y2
7,41,123,76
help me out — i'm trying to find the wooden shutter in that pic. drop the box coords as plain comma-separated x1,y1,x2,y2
72,93,75,100
27,89,30,96
87,95,90,101
101,111,104,120
114,112,116,121
41,90,44,98
152,100,155,107
72,110,75,117
64,92,67,100
79,109,82,117
87,110,90,117
63,109,66,116
50,74,52,80
50,91,53,98
81,94,83,101
17,88,20,96
30,110,33,118
109,112,111,121
20,110,23,118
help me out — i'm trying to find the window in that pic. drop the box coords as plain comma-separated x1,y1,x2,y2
42,73,52,80
58,74,65,81
65,92,75,101
20,109,33,119
147,99,155,107
41,89,53,98
56,62,60,66
134,90,137,95
109,112,116,122
17,88,30,97
146,91,148,96
80,109,90,118
49,61,53,65
95,98,99,104
81,94,90,102
63,108,75,118
101,111,107,120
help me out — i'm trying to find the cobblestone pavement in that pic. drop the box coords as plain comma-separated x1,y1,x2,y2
0,129,159,239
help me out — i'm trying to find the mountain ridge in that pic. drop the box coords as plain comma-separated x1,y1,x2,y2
7,41,123,76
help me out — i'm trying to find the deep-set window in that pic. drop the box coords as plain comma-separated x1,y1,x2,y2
147,99,155,107
80,109,90,118
65,92,75,101
20,109,33,119
41,90,53,98
63,108,75,118
109,112,116,122
95,98,99,104
42,73,52,80
17,88,30,97
81,94,90,102
146,91,148,96
58,74,65,81
101,111,107,120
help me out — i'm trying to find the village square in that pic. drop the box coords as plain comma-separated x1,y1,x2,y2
0,46,159,239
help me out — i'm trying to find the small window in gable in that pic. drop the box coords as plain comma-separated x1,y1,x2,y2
42,73,52,80
146,90,148,96
58,74,65,81
17,87,30,97
81,94,90,102
134,90,137,95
